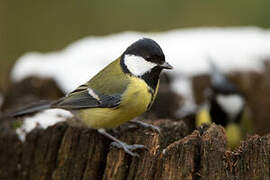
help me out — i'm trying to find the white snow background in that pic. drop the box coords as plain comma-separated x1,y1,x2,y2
11,27,270,141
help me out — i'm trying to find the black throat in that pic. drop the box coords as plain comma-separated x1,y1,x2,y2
120,55,161,90
140,66,162,90
209,94,243,126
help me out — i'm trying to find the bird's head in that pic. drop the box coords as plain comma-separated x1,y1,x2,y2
121,38,173,89
121,38,172,76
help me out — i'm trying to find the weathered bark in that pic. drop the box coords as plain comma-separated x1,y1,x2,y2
102,120,189,180
0,120,270,180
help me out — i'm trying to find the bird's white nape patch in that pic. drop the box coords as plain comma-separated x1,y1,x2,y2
87,88,100,100
124,54,157,76
216,94,244,120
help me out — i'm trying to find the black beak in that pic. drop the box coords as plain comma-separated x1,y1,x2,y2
160,62,173,70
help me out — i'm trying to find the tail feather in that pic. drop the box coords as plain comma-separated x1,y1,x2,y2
7,101,52,118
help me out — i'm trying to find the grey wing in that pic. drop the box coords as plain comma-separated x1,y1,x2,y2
53,88,121,110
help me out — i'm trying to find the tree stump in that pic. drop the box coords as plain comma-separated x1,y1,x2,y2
0,120,269,180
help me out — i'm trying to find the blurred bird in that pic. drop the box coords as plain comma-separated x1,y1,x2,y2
4,38,173,156
196,59,253,149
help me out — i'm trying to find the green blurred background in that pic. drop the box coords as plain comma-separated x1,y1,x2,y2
1,0,270,91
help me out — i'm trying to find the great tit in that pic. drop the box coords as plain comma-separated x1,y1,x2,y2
196,60,252,149
7,38,173,156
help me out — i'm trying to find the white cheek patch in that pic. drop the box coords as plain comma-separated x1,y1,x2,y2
124,54,157,76
216,94,244,120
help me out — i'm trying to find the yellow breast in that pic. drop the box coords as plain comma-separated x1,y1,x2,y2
79,76,154,129
195,107,212,127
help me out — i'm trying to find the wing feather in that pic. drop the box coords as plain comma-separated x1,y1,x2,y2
53,88,121,109
53,58,127,110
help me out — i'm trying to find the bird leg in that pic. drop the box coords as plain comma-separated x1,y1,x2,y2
97,128,146,157
129,119,161,133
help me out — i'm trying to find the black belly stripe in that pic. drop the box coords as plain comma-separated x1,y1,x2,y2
146,88,155,110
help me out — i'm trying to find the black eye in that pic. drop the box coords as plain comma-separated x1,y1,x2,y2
145,56,153,61
145,55,164,64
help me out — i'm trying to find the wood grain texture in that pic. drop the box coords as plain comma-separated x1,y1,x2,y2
0,121,270,180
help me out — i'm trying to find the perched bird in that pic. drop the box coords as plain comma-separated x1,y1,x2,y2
196,60,252,149
6,38,173,156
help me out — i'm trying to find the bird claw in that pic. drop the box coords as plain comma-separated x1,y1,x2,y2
110,142,147,157
130,120,161,133
147,125,161,134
